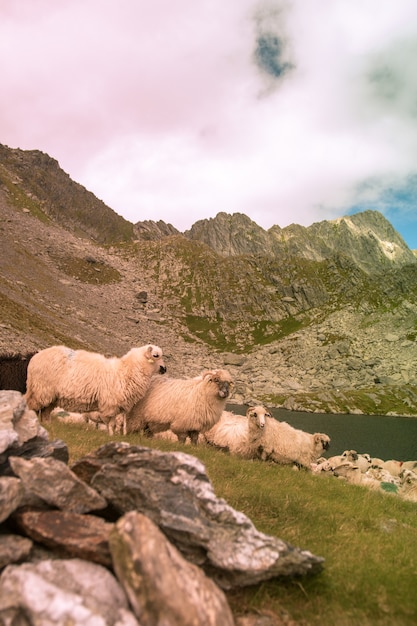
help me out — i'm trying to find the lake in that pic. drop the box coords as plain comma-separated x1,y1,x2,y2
228,405,417,462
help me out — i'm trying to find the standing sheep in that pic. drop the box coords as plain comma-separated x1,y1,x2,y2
257,417,330,469
126,369,234,444
25,344,166,435
204,405,271,458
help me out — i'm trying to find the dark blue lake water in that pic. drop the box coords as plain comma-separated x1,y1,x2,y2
228,405,417,461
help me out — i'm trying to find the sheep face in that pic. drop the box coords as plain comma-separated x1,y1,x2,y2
314,433,330,452
144,344,166,374
247,406,271,429
202,369,234,399
341,450,358,462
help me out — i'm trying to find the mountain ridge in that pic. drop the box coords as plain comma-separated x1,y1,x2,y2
1,143,417,416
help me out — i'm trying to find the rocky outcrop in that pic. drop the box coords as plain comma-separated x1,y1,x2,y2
0,390,324,625
185,211,275,257
184,210,416,273
133,219,179,240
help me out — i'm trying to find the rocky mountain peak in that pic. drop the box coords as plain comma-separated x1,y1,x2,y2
180,208,416,274
185,211,274,256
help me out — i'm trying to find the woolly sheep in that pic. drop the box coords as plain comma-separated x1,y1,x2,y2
257,417,330,469
398,469,417,502
204,405,272,458
126,369,234,444
315,450,363,472
25,343,166,435
382,460,404,477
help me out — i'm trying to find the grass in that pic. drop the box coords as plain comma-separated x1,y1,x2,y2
44,421,417,626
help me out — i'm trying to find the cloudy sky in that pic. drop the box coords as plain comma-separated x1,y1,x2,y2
2,1,417,248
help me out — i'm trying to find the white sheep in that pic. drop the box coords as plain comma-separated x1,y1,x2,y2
25,343,166,435
257,417,331,469
382,459,404,477
203,405,271,458
315,450,363,472
398,469,417,502
126,369,234,444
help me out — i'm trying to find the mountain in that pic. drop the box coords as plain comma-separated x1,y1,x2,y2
0,144,134,244
185,210,416,272
1,143,417,416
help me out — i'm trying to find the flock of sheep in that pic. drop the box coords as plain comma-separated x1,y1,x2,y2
23,342,331,468
16,342,417,501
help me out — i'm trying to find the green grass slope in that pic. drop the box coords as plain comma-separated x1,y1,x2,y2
45,422,417,626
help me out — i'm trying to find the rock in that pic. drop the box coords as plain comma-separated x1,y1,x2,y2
0,534,33,569
0,390,324,624
110,511,235,626
14,509,114,566
72,442,324,589
0,390,46,452
385,333,400,342
0,391,68,476
9,456,107,514
0,558,140,626
0,476,24,522
223,352,247,366
0,436,69,476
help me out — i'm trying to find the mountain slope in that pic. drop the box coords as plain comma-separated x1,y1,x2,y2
1,143,417,415
0,144,134,244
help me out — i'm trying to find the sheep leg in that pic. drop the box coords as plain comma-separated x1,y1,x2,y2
188,430,199,445
39,404,55,423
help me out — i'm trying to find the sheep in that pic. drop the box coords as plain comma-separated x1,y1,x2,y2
0,352,35,393
25,343,166,435
203,405,272,458
401,460,417,472
398,469,417,502
314,450,362,472
126,369,234,444
257,417,330,469
382,460,404,477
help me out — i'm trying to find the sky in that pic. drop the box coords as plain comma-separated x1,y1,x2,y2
2,1,417,248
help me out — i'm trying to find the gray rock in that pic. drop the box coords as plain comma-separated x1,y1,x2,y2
110,511,234,626
1,436,69,476
0,476,24,522
0,534,33,569
223,352,246,366
9,456,107,514
72,442,324,589
0,558,139,626
0,390,45,453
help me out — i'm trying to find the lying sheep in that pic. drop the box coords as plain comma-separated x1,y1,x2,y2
314,450,361,473
126,369,234,444
398,469,417,502
257,417,330,469
25,343,166,435
204,405,272,458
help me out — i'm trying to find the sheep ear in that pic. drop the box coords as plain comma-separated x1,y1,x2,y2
145,345,153,358
314,434,322,444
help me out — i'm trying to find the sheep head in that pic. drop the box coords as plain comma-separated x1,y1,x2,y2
201,369,234,399
144,344,167,374
246,405,271,429
314,433,330,452
341,449,358,462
